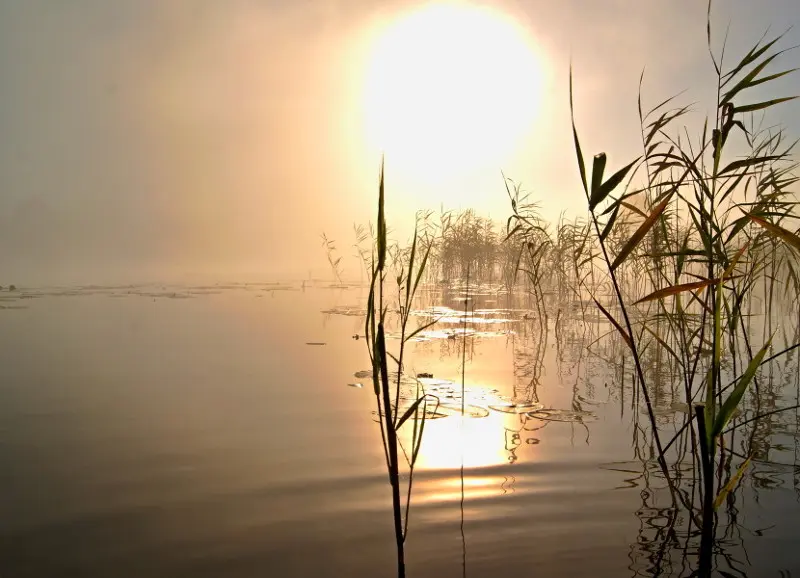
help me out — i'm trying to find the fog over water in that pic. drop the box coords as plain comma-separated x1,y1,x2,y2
1,0,798,285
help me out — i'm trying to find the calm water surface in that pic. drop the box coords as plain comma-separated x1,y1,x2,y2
1,282,799,577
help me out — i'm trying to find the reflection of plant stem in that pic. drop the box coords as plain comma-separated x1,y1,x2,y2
460,264,469,578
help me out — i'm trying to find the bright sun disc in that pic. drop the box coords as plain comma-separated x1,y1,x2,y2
363,2,543,183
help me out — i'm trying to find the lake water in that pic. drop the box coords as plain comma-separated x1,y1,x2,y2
1,281,799,577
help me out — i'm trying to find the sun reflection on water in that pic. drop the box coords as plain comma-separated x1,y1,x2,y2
403,412,511,470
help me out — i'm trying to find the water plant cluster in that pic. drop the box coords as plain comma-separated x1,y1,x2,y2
343,8,800,577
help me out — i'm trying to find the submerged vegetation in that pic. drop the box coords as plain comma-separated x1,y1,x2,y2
338,5,800,577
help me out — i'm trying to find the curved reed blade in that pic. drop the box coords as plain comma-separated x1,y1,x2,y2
634,279,716,304
749,215,800,253
712,338,772,437
611,192,673,271
592,297,634,351
734,95,798,114
590,158,640,212
718,155,785,176
569,68,588,196
714,456,753,510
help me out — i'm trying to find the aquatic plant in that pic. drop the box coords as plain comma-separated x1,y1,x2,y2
560,4,800,574
320,232,345,285
363,158,439,578
328,5,800,575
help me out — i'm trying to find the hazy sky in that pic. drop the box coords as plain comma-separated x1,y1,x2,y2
1,0,798,284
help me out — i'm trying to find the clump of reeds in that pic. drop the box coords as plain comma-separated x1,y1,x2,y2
554,2,800,574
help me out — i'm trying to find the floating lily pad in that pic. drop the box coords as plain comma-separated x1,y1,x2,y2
321,305,365,317
489,402,544,414
438,404,490,418
526,408,598,423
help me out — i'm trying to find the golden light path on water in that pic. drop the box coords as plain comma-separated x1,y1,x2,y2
406,411,510,471
361,2,545,188
397,411,513,506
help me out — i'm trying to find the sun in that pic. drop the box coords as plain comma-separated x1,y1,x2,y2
362,2,544,185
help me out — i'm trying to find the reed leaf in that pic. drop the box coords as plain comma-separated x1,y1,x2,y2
395,394,432,431
714,456,752,510
621,201,648,219
635,279,716,304
718,155,784,176
749,215,800,253
721,241,750,280
611,192,673,270
569,69,588,195
642,324,683,365
377,157,387,272
734,95,798,114
592,297,634,351
721,52,782,105
711,339,772,437
600,204,620,242
591,153,607,200
721,33,787,86
590,158,640,211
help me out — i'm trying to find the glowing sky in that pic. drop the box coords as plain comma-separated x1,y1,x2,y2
0,0,798,283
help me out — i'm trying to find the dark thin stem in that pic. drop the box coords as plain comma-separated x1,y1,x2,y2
589,211,677,502
377,324,405,578
695,405,715,578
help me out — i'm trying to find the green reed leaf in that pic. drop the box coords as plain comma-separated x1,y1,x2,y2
721,53,781,106
721,33,785,86
590,153,607,200
714,456,753,510
718,155,784,176
570,69,588,196
591,158,640,212
395,394,431,431
600,204,620,242
734,96,798,114
377,156,387,272
712,339,772,438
